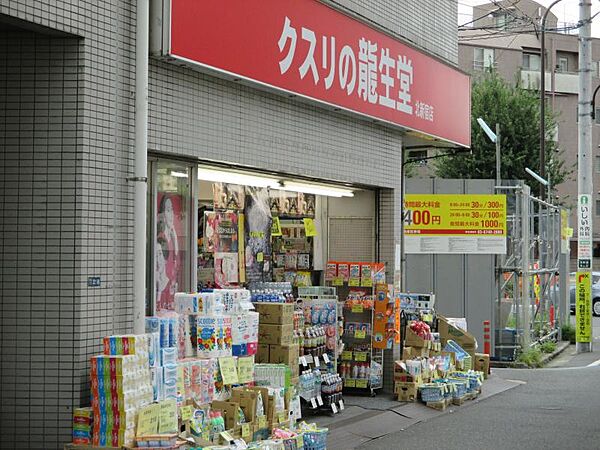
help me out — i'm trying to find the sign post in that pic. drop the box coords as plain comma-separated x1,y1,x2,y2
577,1,593,353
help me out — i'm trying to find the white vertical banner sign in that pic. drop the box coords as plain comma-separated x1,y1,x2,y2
577,194,592,269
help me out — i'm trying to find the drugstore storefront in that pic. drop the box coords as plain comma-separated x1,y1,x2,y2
147,0,471,312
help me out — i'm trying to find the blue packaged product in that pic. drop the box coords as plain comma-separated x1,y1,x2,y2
159,318,169,348
146,317,160,333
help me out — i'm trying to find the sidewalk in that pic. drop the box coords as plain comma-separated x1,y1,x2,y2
312,375,521,449
546,344,600,368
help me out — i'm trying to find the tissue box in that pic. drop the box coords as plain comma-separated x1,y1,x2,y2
174,292,202,314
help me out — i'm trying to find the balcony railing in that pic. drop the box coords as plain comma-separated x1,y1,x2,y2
520,69,578,94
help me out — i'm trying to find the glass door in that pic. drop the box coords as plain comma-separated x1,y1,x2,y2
148,158,195,314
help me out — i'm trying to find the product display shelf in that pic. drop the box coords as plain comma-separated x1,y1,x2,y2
297,287,345,415
337,284,384,395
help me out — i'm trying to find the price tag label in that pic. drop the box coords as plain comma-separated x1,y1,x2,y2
339,400,345,410
297,435,304,447
332,276,344,286
241,423,251,438
310,398,317,408
331,403,338,414
300,356,307,366
314,356,320,367
136,403,160,436
344,378,356,388
348,278,360,287
237,356,254,384
277,412,286,423
258,415,267,428
180,405,194,422
158,400,178,434
354,330,366,339
341,351,353,361
361,277,373,287
356,379,368,389
317,396,324,406
354,352,367,362
322,353,330,364
351,304,364,313
303,218,318,237
219,356,239,385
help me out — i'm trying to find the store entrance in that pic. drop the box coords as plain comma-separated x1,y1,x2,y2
194,165,376,295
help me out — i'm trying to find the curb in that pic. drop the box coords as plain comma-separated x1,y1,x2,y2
490,340,571,369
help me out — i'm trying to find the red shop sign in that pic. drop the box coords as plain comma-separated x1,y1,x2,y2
167,0,470,147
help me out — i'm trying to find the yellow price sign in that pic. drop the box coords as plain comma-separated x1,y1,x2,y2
180,405,194,422
351,304,364,313
237,356,254,384
341,351,353,361
303,218,318,237
277,412,286,423
296,435,304,448
354,352,367,362
256,252,264,263
355,379,368,388
344,378,356,387
241,423,251,437
158,399,178,434
332,276,343,286
271,216,282,236
219,356,240,385
348,278,360,286
137,403,160,436
361,277,373,287
354,330,366,339
258,415,267,428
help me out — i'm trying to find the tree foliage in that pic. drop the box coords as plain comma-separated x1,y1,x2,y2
435,71,571,189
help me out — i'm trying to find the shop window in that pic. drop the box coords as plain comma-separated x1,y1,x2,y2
152,160,192,312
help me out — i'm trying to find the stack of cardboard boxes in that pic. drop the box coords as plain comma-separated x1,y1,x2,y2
255,303,300,385
437,315,476,360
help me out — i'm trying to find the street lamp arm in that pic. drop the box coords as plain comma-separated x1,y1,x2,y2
591,84,600,120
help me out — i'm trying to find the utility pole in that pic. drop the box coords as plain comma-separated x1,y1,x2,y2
576,0,593,353
495,123,501,186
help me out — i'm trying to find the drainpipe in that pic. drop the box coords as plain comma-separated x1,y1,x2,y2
132,0,149,334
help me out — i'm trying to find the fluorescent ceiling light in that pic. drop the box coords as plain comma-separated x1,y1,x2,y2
170,170,189,178
198,167,281,188
278,181,354,198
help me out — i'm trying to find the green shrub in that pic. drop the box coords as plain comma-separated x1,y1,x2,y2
561,324,576,344
517,347,542,367
540,341,557,354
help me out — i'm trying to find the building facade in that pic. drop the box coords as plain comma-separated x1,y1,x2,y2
0,1,466,448
458,0,600,266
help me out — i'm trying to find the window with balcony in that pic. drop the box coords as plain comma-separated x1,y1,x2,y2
474,47,495,71
522,52,541,71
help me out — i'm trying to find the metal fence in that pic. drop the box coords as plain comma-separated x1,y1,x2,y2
495,183,565,360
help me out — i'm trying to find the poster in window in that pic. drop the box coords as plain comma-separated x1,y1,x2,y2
213,183,245,210
204,212,239,253
156,193,185,312
244,187,272,282
214,252,239,287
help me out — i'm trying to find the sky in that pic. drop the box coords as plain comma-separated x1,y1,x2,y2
457,0,600,37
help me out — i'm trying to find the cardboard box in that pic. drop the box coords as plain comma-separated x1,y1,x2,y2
474,353,490,378
254,302,294,324
258,324,294,345
404,326,432,348
211,400,241,430
438,315,477,356
269,344,299,365
257,344,270,363
402,346,429,359
394,382,419,402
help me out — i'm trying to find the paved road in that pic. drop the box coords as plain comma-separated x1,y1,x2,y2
359,350,600,450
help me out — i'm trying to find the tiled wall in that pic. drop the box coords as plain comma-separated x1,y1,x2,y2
0,0,136,447
0,0,457,446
